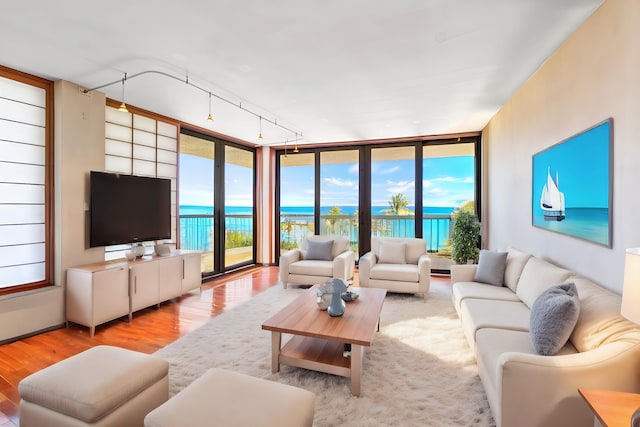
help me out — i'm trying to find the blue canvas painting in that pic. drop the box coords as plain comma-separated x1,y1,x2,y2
532,119,612,247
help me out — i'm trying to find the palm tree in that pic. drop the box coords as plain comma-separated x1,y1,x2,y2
384,193,414,215
325,206,341,233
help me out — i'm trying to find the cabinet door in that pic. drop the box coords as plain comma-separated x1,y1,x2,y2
158,256,182,302
131,261,160,312
182,253,202,294
93,266,130,325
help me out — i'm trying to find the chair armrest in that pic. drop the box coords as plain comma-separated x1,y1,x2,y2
498,342,640,427
417,254,431,294
333,250,355,281
278,249,303,286
358,252,376,287
450,264,478,283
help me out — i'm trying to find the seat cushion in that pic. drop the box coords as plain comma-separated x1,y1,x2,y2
144,368,315,427
452,281,521,312
370,263,418,282
459,299,531,349
19,345,168,423
288,260,333,277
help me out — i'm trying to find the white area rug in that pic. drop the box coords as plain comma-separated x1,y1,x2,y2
154,282,495,427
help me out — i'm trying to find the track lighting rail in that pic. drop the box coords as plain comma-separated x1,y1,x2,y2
83,69,302,140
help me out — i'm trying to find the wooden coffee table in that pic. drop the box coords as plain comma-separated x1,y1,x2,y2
262,286,386,396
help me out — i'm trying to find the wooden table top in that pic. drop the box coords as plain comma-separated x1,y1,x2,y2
262,286,387,346
579,388,640,427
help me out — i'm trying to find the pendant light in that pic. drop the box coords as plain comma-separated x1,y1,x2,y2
118,73,128,112
258,116,263,140
207,92,213,122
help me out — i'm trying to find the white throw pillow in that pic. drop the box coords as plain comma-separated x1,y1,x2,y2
378,241,406,264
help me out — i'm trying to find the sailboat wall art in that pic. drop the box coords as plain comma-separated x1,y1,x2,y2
532,119,612,247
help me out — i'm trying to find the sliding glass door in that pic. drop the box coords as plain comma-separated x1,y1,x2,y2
179,130,255,277
279,152,315,253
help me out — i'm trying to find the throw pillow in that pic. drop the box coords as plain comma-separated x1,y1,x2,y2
304,239,334,261
378,241,406,264
473,249,508,286
529,282,580,356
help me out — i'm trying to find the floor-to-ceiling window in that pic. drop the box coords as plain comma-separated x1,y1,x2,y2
278,152,315,253
275,137,479,270
422,141,477,270
370,146,416,239
320,149,359,256
179,130,255,277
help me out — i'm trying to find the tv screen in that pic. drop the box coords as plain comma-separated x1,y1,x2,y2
90,171,171,247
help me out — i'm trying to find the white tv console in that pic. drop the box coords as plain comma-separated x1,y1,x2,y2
66,250,202,336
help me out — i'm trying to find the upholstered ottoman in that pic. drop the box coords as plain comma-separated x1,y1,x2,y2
19,345,169,427
144,368,315,427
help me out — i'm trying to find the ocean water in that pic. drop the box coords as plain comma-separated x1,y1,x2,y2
179,205,455,216
533,207,609,246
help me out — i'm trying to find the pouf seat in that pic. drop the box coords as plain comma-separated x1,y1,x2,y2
144,368,316,427
19,345,169,427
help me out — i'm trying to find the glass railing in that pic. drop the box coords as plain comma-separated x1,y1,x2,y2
180,212,454,270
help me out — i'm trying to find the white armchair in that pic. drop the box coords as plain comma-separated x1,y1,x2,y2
279,235,355,289
359,237,431,299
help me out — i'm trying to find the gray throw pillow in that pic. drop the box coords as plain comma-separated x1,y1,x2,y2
473,249,508,286
529,282,580,356
305,239,334,261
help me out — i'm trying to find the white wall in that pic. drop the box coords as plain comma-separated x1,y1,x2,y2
483,0,640,293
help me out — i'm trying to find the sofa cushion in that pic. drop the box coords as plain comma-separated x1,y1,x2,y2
378,241,406,264
304,239,334,261
371,237,426,264
504,247,533,292
571,277,640,352
516,257,574,308
370,263,418,282
452,281,521,313
289,260,333,276
474,250,507,286
529,282,580,356
459,299,531,349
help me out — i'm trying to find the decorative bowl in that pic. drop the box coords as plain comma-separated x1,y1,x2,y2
341,291,360,302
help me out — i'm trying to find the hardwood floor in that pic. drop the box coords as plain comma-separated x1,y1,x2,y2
0,266,450,426
0,265,279,427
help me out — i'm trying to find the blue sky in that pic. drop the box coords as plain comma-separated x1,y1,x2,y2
533,120,610,211
179,151,475,209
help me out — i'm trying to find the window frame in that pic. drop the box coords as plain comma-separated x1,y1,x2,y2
0,65,54,296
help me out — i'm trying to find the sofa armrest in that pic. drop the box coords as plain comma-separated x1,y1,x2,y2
278,249,303,287
417,254,431,294
358,252,377,287
497,342,640,427
450,264,478,284
333,250,355,281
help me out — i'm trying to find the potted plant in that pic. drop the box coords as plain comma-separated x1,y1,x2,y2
450,208,481,264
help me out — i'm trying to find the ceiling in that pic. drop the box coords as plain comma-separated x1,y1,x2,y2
1,1,602,147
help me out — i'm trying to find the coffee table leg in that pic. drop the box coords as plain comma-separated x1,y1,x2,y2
351,344,364,396
271,331,282,373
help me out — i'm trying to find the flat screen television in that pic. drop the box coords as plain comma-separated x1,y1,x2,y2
90,171,171,247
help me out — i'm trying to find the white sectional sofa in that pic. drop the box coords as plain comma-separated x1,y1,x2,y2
451,247,640,427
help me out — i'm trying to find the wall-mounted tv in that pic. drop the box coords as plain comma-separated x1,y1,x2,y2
90,171,171,248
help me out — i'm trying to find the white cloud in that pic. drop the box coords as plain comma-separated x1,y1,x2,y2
381,166,400,175
324,177,356,188
385,179,415,194
348,163,359,174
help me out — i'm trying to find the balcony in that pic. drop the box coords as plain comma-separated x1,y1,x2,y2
180,212,454,272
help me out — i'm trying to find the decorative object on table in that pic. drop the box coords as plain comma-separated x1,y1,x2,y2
316,278,348,316
341,291,359,302
621,247,640,424
124,250,135,261
532,118,612,247
131,243,146,258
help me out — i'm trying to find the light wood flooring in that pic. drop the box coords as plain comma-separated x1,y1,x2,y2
0,266,449,426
